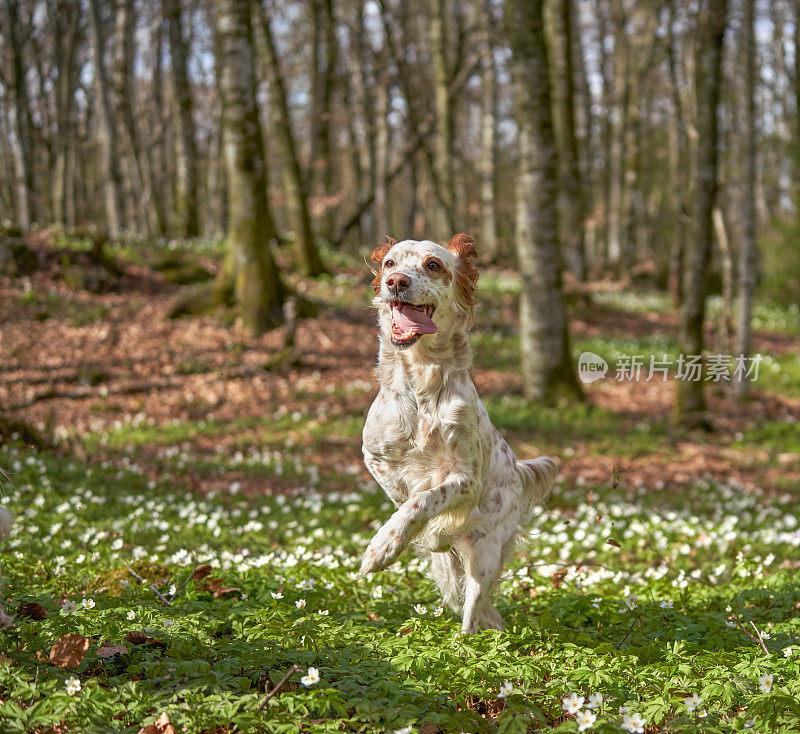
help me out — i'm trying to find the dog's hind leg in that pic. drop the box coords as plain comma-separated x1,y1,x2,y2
429,549,464,614
478,604,505,630
457,535,504,634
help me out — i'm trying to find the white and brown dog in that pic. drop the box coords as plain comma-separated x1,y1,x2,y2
360,234,558,633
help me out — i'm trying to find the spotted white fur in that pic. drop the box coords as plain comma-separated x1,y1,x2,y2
361,236,558,633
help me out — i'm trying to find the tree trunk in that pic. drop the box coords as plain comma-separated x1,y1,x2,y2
675,0,728,427
432,0,457,234
4,0,36,227
215,0,286,334
793,1,800,199
164,0,200,237
553,0,586,280
477,0,498,260
254,0,327,276
53,0,81,227
308,0,338,241
88,0,124,237
735,0,758,398
506,0,583,402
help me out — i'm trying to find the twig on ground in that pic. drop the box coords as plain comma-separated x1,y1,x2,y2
124,562,171,606
258,665,301,710
168,564,197,603
749,620,771,656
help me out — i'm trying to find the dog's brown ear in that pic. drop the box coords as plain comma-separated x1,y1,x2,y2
369,237,397,294
447,234,479,320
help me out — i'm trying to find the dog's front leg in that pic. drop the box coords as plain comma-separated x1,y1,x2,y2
360,473,474,574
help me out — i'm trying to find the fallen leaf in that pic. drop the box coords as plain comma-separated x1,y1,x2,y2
124,631,167,649
49,633,89,668
137,712,176,734
97,643,128,658
199,577,241,598
551,568,568,589
192,564,212,582
18,602,48,620
367,612,379,621
606,538,621,547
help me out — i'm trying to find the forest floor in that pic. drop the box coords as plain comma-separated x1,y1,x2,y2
0,234,799,732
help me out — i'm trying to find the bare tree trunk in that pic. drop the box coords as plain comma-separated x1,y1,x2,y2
88,0,124,236
554,0,586,280
215,0,286,334
735,0,758,398
675,0,728,428
477,0,498,260
432,0,456,233
373,77,389,241
308,0,338,241
506,0,583,402
164,0,200,237
793,1,800,198
53,0,81,227
713,206,733,354
4,0,36,227
254,0,326,276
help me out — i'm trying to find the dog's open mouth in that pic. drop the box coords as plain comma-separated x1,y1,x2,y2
390,300,436,347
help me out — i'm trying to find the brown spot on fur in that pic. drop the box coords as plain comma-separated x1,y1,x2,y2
370,237,397,293
446,234,479,324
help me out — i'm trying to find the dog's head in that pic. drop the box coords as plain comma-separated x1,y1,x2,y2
369,234,478,349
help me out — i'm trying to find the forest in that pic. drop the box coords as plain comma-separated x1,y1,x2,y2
1,0,800,732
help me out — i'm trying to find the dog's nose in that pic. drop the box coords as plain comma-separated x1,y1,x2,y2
385,273,410,291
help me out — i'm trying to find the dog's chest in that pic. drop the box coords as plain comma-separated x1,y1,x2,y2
362,389,448,503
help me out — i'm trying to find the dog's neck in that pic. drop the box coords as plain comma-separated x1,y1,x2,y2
377,328,472,401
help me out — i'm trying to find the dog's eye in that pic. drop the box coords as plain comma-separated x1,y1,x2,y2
385,259,394,268
427,260,440,271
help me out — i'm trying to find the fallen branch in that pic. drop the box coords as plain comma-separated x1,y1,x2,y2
124,563,171,606
258,665,301,710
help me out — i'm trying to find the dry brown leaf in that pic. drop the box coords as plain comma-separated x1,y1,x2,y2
551,568,568,589
137,712,176,734
199,577,241,598
18,602,48,620
97,643,128,658
606,538,621,547
192,564,212,582
124,631,166,649
367,612,379,621
49,633,89,668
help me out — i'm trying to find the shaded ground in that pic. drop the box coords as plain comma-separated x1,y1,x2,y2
1,236,799,498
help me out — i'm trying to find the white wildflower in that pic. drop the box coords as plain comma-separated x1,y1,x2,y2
758,674,773,693
300,666,320,687
562,693,585,715
577,710,597,731
295,599,306,609
498,681,514,699
587,692,603,709
621,712,646,733
683,694,702,712
65,676,81,695
82,598,95,610
61,600,77,615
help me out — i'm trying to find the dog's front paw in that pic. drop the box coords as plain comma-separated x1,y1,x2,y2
359,517,408,574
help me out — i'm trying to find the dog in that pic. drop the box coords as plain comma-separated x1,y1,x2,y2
360,234,558,633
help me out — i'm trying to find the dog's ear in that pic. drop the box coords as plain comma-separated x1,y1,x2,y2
447,234,479,320
369,237,397,294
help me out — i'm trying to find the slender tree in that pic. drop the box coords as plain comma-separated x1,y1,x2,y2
164,0,200,237
254,0,327,276
734,0,758,398
215,0,286,333
506,0,583,401
675,0,728,426
88,0,124,236
477,0,498,260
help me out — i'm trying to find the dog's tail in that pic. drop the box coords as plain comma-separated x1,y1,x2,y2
0,507,12,541
516,457,558,522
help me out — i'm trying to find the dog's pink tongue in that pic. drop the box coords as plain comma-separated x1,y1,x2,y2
392,304,437,335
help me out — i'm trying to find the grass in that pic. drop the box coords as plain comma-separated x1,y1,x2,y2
2,443,800,733
3,272,800,731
